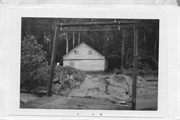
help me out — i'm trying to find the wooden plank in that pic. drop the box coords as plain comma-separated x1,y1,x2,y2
47,26,60,97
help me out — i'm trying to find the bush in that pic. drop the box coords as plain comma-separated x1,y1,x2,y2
53,65,86,95
21,35,49,91
73,73,84,82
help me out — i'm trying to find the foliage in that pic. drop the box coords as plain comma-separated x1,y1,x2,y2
54,65,86,82
53,66,86,95
73,72,85,82
124,65,158,76
21,35,49,91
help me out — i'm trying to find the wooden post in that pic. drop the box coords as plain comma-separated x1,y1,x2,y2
66,32,68,53
121,28,124,70
132,23,138,110
73,31,75,48
47,26,60,97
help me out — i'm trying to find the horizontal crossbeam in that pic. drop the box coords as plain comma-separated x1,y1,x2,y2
57,21,135,28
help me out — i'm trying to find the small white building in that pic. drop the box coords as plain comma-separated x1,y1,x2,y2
63,42,108,71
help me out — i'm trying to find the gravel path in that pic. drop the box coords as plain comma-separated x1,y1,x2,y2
21,73,157,110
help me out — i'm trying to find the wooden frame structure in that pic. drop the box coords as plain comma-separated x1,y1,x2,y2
47,21,138,110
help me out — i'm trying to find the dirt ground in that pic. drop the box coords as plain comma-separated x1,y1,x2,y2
20,72,158,110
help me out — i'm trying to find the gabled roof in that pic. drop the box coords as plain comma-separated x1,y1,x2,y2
63,42,104,58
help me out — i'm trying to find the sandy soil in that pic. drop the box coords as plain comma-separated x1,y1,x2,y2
21,73,158,110
20,93,39,102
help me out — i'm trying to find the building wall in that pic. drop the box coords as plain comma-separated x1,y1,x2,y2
63,59,105,71
63,43,106,71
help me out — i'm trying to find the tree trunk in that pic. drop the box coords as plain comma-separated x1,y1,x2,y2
73,31,75,48
66,32,69,53
121,29,124,70
78,32,81,44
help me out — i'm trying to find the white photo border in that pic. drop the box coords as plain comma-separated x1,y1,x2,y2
9,7,168,118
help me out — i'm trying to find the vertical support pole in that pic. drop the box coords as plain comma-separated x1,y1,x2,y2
47,26,60,97
66,32,68,53
73,31,75,48
121,28,124,71
132,23,138,110
78,32,80,44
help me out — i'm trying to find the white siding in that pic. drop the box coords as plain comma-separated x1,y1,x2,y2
63,60,105,71
91,60,105,71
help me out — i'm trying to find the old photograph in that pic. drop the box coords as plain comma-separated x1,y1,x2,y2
20,18,159,110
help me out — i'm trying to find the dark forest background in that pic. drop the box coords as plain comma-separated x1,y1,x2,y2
21,18,159,69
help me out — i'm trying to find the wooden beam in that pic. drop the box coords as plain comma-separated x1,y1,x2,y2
57,21,135,28
132,23,138,110
47,26,60,97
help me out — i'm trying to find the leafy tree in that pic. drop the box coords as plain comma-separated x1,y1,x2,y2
21,35,49,91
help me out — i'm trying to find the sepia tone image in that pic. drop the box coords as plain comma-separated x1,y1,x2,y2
20,18,159,110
